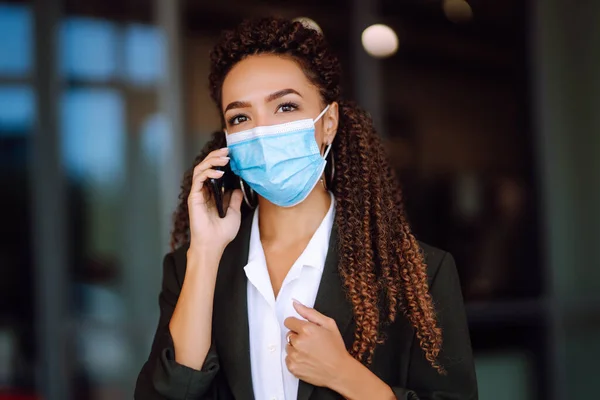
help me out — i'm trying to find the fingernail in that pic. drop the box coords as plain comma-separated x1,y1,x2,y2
292,298,303,306
216,170,225,175
220,156,230,161
220,147,229,153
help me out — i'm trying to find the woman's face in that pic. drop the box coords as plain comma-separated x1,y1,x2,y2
221,54,338,151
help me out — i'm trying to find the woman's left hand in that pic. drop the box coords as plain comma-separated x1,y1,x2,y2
283,300,352,389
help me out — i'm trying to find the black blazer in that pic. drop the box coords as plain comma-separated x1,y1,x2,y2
135,213,478,400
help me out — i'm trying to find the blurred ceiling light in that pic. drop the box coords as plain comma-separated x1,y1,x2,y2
293,17,323,34
443,0,473,23
361,24,399,59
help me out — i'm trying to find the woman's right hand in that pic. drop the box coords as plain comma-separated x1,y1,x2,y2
187,147,244,255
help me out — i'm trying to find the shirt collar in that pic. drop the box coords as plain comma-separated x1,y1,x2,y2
247,192,335,272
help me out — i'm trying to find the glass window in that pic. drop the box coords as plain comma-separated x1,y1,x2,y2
0,85,35,134
60,18,119,81
475,351,535,400
123,24,165,87
60,88,125,188
0,4,32,77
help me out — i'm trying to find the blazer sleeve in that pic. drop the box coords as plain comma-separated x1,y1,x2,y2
134,252,220,400
391,252,478,400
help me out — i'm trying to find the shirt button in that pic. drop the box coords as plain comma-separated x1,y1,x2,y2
268,344,276,353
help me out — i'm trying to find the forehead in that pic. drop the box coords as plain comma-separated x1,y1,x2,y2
221,54,315,105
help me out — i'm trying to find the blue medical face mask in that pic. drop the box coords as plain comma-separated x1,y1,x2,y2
225,105,331,207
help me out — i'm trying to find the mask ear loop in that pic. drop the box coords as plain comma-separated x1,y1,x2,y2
317,104,333,190
323,143,332,159
313,104,331,124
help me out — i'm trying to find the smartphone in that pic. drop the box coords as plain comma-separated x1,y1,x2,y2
208,161,238,218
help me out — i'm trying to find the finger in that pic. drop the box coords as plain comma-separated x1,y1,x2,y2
190,154,229,193
293,299,335,328
191,148,229,180
189,168,225,198
192,158,230,188
286,331,299,347
286,342,300,357
284,316,310,333
286,343,294,354
285,352,298,377
191,168,225,190
285,346,302,370
189,147,229,195
195,153,230,174
206,146,229,159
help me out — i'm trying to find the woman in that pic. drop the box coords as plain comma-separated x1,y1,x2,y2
135,17,477,400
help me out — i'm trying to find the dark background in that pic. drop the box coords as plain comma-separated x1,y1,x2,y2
0,0,598,399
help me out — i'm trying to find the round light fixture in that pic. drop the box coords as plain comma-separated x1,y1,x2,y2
443,0,473,23
361,24,399,59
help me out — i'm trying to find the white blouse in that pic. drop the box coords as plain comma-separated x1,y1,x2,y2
244,193,335,400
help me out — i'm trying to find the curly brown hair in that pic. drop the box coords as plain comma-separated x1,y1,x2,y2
171,17,445,373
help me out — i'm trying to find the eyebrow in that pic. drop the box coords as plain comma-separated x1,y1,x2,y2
224,100,251,113
224,88,302,113
265,88,302,102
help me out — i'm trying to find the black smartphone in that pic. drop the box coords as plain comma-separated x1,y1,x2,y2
208,161,238,218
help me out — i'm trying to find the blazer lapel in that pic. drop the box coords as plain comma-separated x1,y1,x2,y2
213,212,255,400
297,224,354,400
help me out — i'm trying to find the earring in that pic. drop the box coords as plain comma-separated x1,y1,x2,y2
320,176,328,190
239,177,257,209
328,148,335,184
321,147,335,190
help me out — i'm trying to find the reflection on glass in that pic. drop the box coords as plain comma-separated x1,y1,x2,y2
60,18,119,81
0,328,17,389
61,87,129,398
75,283,131,386
141,113,169,164
0,4,32,77
60,89,125,187
0,85,34,134
123,24,165,87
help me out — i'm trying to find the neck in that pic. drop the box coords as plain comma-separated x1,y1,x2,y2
257,186,331,246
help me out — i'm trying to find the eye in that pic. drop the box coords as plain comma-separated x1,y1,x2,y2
228,114,248,126
277,102,299,113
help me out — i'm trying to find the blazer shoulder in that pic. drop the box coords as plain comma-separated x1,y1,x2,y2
417,241,452,285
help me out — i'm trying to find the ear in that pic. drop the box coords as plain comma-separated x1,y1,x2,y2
323,101,339,145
